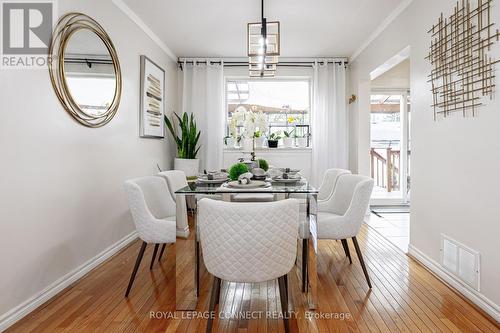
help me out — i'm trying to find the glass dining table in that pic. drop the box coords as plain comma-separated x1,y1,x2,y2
174,179,319,311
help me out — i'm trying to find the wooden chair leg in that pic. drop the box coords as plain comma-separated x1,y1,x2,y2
341,239,352,264
284,274,288,301
215,278,222,305
158,244,166,262
196,240,200,297
206,276,221,333
150,244,159,270
278,275,290,333
302,238,308,292
125,241,147,297
352,236,372,288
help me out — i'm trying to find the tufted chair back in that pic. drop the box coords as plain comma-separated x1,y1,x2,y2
317,168,351,201
124,176,176,244
158,170,188,197
321,174,374,238
198,199,300,283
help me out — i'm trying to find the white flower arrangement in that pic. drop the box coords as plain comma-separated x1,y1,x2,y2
254,111,269,135
229,106,268,139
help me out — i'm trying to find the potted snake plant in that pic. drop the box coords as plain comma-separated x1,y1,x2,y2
164,112,201,177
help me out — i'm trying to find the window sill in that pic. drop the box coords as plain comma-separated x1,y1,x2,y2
223,147,312,152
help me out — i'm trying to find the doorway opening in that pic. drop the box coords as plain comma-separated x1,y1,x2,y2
366,51,410,253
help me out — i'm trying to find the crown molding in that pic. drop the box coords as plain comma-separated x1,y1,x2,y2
350,0,414,62
112,0,177,61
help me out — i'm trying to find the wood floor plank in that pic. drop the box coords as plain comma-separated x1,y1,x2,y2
358,226,499,333
5,222,499,333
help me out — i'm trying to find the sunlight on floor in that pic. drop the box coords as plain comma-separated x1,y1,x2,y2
365,212,409,252
371,185,403,200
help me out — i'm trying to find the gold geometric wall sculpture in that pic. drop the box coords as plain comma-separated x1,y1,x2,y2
427,0,499,119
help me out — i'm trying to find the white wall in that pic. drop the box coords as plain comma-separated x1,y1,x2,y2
349,0,500,319
371,58,410,89
0,0,177,322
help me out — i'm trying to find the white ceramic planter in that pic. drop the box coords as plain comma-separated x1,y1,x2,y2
225,137,235,148
254,137,265,148
241,138,253,151
283,137,295,148
296,137,308,148
174,158,199,177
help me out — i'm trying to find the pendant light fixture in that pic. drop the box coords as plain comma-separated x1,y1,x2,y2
247,0,280,77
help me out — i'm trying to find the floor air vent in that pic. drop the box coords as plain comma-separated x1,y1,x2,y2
441,235,480,291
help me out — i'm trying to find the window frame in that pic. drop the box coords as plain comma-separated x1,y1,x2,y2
224,76,313,139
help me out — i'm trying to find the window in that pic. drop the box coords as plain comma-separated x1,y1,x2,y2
226,79,311,139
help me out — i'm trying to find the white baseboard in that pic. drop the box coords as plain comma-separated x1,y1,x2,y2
176,226,190,239
408,244,500,323
0,231,138,332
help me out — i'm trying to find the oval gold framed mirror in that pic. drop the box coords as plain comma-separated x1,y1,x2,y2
49,13,122,127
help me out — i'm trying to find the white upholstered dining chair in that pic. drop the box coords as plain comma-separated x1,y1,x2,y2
198,198,300,333
157,170,191,238
158,170,223,295
297,168,350,291
123,176,176,297
317,168,351,203
317,174,374,288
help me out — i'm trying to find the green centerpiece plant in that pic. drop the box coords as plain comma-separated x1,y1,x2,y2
257,159,269,171
229,163,249,180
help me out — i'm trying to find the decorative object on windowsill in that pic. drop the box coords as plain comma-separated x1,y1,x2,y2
294,124,310,147
427,0,500,119
267,131,281,148
254,130,265,148
296,135,308,148
164,112,201,177
247,0,280,77
224,136,235,148
140,56,165,138
283,129,295,148
241,137,254,152
48,13,122,128
229,162,249,181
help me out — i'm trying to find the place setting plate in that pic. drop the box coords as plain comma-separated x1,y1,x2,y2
271,177,302,184
197,171,229,184
197,177,229,184
224,180,271,189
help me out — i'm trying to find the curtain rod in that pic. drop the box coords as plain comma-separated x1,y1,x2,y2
177,60,348,70
64,58,114,65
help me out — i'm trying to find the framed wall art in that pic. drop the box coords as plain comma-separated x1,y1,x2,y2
140,55,165,138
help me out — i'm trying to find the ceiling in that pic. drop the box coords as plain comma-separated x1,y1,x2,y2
121,0,406,58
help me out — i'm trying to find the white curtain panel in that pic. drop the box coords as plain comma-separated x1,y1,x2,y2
311,61,348,187
179,61,224,171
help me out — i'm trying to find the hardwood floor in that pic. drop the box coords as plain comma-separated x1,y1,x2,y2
6,222,499,332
